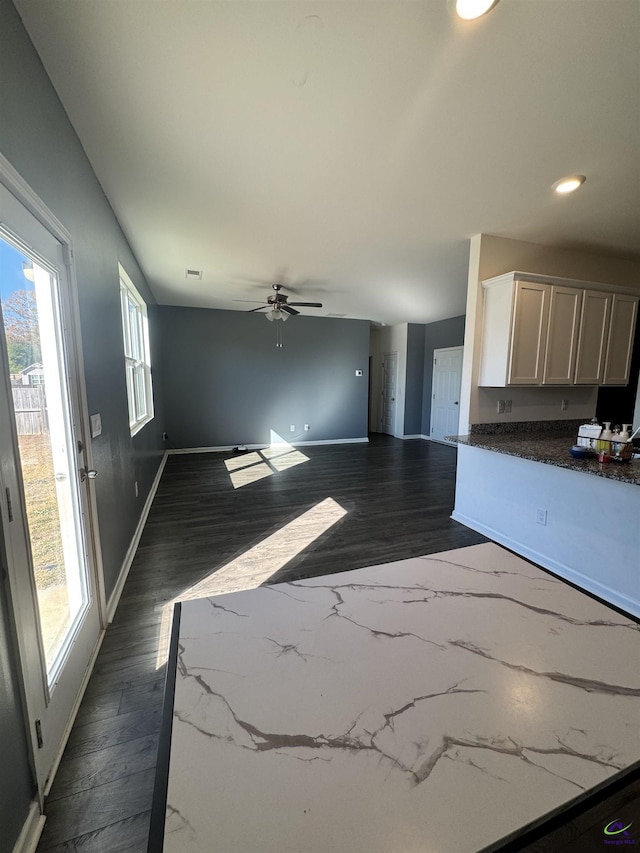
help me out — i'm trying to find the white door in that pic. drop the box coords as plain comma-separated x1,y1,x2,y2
380,352,397,436
430,346,463,444
0,181,102,794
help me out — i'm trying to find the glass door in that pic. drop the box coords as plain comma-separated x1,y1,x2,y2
0,181,102,793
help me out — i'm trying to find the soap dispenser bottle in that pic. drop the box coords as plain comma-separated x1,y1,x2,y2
598,421,612,452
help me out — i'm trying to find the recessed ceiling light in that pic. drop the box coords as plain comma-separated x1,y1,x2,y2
185,268,203,280
552,175,586,195
456,0,499,20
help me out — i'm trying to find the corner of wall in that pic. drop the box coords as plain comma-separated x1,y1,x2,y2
458,235,483,432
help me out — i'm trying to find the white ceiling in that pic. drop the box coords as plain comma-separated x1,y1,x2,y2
14,0,640,326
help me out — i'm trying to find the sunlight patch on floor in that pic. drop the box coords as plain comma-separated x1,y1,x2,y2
229,462,273,489
223,431,309,489
269,450,308,472
224,452,263,472
156,496,347,667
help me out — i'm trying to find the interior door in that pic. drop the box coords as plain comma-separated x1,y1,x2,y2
430,346,463,444
380,352,397,435
0,182,101,794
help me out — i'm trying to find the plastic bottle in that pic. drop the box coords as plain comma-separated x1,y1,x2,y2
597,421,612,452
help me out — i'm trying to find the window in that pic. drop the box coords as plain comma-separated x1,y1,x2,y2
119,264,154,435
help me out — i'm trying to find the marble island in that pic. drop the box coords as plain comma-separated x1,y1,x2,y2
152,544,640,853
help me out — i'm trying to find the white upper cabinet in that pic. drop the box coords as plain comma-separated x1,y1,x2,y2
542,286,582,385
574,290,611,385
479,278,551,386
479,273,638,388
603,293,639,385
509,281,550,385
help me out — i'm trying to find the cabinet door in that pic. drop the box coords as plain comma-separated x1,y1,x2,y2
574,290,611,384
602,294,639,385
542,286,582,384
508,281,550,385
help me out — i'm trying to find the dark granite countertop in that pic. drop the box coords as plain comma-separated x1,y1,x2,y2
449,432,640,486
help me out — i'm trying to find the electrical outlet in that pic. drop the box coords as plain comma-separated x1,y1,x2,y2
536,508,547,526
304,424,310,431
504,400,512,413
135,481,139,498
561,399,569,411
290,424,295,432
497,400,505,414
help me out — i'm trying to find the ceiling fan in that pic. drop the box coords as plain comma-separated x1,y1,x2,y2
235,283,323,322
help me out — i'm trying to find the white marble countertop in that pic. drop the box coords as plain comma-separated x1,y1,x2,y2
160,543,640,852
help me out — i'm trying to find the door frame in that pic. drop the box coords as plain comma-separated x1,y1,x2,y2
430,345,463,445
0,152,106,797
380,351,398,436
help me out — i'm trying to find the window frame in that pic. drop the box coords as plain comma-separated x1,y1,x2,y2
119,264,154,436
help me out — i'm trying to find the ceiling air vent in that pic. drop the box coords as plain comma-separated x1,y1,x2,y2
327,313,347,318
185,268,203,280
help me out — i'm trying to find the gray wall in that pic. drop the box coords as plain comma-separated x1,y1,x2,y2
0,0,165,601
0,0,166,842
421,315,466,434
157,307,370,447
404,324,426,435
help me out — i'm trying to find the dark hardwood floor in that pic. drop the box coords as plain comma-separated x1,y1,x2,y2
35,436,638,852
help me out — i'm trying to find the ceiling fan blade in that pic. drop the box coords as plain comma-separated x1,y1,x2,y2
281,305,300,316
232,299,268,304
287,302,323,308
248,305,269,312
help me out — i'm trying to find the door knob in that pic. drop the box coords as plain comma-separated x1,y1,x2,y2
80,468,98,482
454,401,459,405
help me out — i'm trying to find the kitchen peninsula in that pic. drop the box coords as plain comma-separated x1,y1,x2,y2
450,422,640,618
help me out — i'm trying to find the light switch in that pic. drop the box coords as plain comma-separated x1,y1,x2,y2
355,369,363,377
90,413,102,438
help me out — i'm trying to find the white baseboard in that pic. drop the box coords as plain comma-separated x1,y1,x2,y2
169,437,369,455
107,451,168,622
451,511,640,619
12,801,45,853
394,434,432,441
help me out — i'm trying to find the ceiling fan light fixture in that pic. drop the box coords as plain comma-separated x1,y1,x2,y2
456,0,499,20
552,174,586,195
265,308,288,322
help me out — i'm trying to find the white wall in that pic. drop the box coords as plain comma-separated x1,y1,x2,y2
453,445,640,617
370,324,408,437
459,234,640,430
